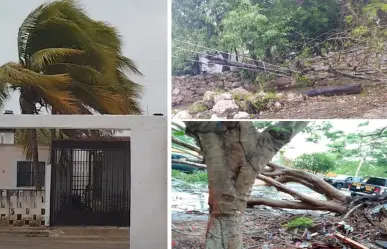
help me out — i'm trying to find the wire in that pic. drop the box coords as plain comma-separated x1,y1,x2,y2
172,47,296,75
171,55,284,76
172,38,287,70
172,43,300,74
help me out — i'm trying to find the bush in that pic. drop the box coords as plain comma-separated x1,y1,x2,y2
293,152,335,174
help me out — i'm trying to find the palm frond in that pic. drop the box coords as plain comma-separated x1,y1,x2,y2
0,62,72,88
37,89,80,114
0,78,9,110
18,3,46,66
118,56,143,76
14,0,143,116
30,48,85,71
47,63,108,86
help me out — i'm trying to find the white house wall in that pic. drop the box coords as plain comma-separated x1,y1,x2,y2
0,145,50,189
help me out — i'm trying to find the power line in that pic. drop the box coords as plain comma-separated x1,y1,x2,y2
172,38,286,70
172,47,298,75
171,55,282,76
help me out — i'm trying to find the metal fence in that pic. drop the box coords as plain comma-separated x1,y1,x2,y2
49,140,131,226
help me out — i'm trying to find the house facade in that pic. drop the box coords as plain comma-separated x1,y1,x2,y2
0,127,50,226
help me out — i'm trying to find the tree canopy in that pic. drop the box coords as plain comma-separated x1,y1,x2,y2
172,0,387,75
0,0,143,116
293,152,336,174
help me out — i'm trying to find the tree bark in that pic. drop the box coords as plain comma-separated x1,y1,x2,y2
185,121,309,249
206,214,243,249
304,83,363,97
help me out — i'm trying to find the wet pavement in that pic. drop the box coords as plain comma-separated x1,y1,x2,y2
0,236,129,249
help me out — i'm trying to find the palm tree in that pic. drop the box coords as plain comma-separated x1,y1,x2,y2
0,0,143,190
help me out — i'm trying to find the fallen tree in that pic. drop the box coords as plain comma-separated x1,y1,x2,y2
249,163,350,213
173,159,352,213
303,83,363,97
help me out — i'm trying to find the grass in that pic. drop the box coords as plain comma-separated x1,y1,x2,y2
251,92,279,110
188,102,208,114
283,217,314,229
295,74,313,88
231,90,279,114
172,170,208,184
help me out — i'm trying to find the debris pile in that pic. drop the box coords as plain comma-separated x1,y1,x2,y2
172,196,387,249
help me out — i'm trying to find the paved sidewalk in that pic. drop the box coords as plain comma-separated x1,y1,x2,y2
0,226,129,240
0,235,129,249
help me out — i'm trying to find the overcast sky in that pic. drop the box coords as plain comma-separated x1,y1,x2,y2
0,0,167,115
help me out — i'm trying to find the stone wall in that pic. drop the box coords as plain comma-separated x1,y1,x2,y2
300,46,387,82
172,72,255,106
0,189,46,226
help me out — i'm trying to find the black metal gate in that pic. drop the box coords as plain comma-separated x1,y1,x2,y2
50,140,130,226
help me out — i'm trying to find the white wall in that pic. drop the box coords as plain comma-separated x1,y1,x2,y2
0,115,168,249
0,145,50,189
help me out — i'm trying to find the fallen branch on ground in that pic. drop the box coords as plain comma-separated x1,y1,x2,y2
303,83,363,97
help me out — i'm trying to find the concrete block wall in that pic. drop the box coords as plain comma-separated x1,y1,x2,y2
0,189,46,226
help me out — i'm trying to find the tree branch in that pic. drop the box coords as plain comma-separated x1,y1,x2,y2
263,162,349,202
257,174,318,205
172,146,203,160
172,159,207,170
172,136,202,154
247,198,346,213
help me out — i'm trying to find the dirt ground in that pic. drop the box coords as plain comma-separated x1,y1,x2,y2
259,83,387,119
173,81,387,119
172,209,328,249
172,204,387,249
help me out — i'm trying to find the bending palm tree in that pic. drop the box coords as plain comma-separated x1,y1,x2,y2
0,0,143,190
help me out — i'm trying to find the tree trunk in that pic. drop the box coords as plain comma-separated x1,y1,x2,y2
206,214,243,249
20,99,42,191
304,83,363,97
49,129,56,164
221,52,230,72
355,156,365,177
185,121,308,249
30,128,42,191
